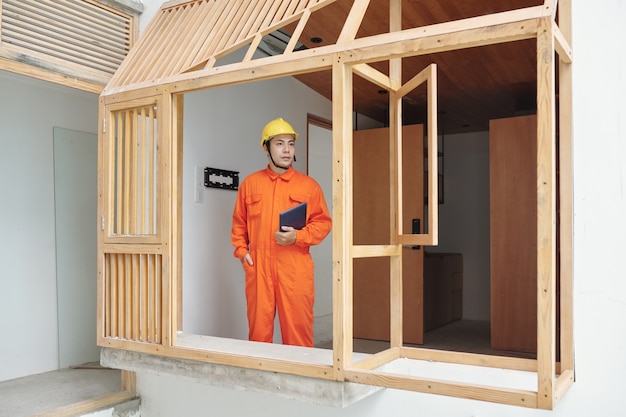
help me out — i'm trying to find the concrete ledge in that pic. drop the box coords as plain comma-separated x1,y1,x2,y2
101,347,383,408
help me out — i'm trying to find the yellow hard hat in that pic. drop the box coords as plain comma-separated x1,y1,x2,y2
260,118,299,147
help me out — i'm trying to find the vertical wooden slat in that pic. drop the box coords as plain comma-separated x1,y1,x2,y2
123,111,132,234
140,254,147,341
155,254,162,344
148,105,156,235
115,114,123,234
132,254,140,339
147,253,154,342
129,109,138,235
105,254,113,337
139,107,147,234
536,16,556,410
124,253,131,339
332,53,353,377
112,254,119,337
117,253,125,337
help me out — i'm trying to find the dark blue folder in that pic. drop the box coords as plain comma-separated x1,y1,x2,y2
279,202,307,230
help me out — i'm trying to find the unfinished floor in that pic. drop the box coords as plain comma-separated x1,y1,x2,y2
0,363,121,417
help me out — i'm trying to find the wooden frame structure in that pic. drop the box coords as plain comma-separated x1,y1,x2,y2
97,0,574,409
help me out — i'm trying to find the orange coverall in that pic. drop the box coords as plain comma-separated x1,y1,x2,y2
231,165,331,347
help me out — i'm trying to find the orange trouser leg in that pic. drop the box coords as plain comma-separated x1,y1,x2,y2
244,262,275,343
275,256,315,347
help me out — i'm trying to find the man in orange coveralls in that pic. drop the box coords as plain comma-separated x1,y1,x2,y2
231,117,332,347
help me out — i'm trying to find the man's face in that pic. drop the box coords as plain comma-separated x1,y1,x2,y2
266,134,296,168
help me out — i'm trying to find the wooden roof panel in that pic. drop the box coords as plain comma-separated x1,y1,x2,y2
106,0,334,90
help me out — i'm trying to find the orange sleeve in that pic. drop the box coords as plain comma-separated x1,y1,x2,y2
231,182,249,260
294,179,332,247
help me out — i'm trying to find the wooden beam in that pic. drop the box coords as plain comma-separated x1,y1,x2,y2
351,245,402,258
337,0,371,43
285,9,311,53
351,347,400,370
121,370,136,395
332,52,354,377
400,346,539,372
344,369,538,408
556,0,575,377
388,0,403,350
352,63,395,91
29,391,136,417
0,55,104,94
535,16,557,410
426,63,438,245
554,369,575,404
553,25,572,63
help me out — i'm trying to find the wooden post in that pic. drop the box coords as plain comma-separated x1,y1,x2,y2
332,52,354,377
536,16,557,410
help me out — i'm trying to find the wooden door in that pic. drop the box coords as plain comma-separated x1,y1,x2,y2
353,125,424,344
489,115,537,353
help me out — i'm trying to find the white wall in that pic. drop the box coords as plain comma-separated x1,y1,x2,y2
134,1,626,417
0,71,98,381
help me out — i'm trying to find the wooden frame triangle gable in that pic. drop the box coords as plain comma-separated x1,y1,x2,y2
106,0,341,92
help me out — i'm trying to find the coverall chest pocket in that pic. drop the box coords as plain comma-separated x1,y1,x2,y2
288,193,309,216
246,194,262,218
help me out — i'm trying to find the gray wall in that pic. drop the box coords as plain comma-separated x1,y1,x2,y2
430,131,491,321
0,71,98,381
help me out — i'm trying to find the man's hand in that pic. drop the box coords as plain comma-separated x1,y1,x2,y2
241,253,253,266
275,226,296,246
